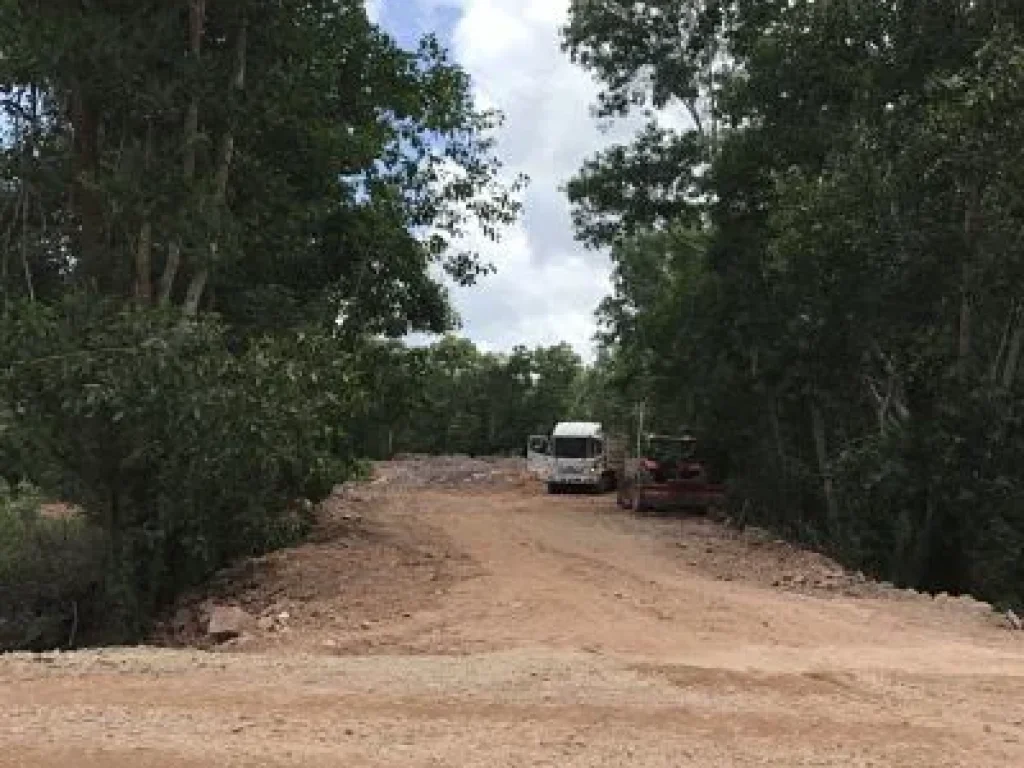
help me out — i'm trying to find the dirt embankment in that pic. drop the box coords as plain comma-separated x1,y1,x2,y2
2,456,1022,767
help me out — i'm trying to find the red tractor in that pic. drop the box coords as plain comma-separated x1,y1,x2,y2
613,433,726,514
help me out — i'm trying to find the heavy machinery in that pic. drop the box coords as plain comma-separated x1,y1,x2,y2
611,432,726,514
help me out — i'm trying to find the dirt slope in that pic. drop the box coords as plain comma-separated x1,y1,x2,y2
2,458,1022,767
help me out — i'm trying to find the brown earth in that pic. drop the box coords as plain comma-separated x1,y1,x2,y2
2,457,1023,767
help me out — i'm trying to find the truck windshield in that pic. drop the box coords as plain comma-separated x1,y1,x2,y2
553,437,589,459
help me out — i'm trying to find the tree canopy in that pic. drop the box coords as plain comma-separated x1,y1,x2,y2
564,0,1024,606
0,0,523,333
350,336,589,459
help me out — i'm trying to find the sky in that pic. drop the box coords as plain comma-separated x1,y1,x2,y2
368,0,644,361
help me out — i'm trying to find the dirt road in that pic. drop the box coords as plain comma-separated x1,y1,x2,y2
2,459,1023,766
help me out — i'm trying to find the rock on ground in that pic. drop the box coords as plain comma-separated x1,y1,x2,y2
206,606,253,641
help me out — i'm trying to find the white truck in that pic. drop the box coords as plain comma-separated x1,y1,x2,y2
528,421,622,494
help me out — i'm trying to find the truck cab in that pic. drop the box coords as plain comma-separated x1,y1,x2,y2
545,421,616,493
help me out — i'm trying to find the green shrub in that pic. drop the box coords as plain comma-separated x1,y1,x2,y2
833,386,1024,604
0,482,106,651
0,297,362,645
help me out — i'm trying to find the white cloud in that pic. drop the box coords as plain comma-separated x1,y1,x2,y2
385,0,645,361
447,224,613,355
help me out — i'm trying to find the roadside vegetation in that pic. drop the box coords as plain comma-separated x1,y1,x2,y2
562,0,1024,609
0,0,523,650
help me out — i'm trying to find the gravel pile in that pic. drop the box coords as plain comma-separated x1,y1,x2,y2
370,455,528,489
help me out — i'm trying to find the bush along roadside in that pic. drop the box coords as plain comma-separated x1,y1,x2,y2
0,482,105,651
0,298,362,649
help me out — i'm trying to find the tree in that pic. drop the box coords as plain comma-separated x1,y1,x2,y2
0,0,524,334
564,0,1024,605
0,0,527,649
347,337,587,458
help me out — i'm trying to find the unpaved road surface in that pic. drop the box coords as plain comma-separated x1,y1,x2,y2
3,458,1023,767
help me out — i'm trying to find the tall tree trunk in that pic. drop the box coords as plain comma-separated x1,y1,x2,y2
181,260,208,316
958,187,978,374
160,0,205,306
17,89,37,302
69,82,106,291
134,221,153,304
158,242,182,304
989,301,1016,382
810,400,839,534
183,12,246,317
958,259,971,368
707,28,719,158
135,124,154,304
1003,325,1024,391
770,393,785,470
19,192,35,302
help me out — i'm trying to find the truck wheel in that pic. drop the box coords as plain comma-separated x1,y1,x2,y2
631,485,648,514
547,482,559,494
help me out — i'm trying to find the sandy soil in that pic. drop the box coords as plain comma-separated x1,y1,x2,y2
2,458,1023,767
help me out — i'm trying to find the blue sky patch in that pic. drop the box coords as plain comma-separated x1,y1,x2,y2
376,0,460,50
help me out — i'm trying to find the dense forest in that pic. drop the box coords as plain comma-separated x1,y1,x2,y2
349,337,590,458
3,0,1024,651
563,0,1024,608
